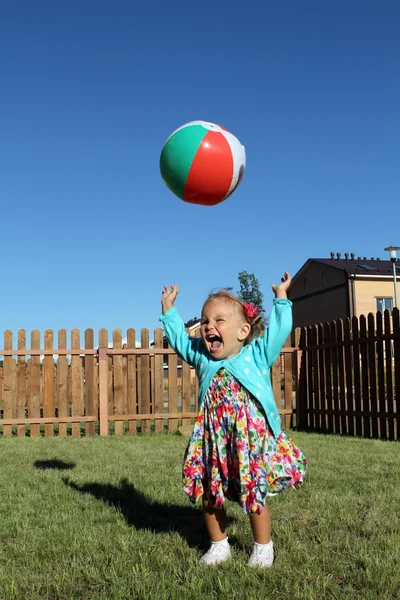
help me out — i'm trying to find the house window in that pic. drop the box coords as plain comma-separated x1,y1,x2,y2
322,271,327,287
304,278,308,292
376,297,393,313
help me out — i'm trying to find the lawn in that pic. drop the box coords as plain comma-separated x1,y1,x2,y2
0,431,399,600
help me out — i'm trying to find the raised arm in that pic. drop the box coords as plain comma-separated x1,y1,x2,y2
261,272,293,366
160,285,202,367
272,270,291,300
161,284,180,314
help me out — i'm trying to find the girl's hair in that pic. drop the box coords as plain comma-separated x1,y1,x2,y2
202,288,265,344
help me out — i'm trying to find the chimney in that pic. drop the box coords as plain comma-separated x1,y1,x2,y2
337,252,341,259
351,253,355,259
330,252,335,259
345,252,349,259
363,257,367,260
371,257,374,260
377,257,380,261
357,256,361,260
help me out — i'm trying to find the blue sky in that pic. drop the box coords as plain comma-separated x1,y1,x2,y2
1,1,399,343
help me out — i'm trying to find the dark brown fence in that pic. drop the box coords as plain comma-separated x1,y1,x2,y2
296,308,399,440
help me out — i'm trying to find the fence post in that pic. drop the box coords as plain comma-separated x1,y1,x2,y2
98,347,108,436
296,328,308,430
284,336,293,429
293,328,302,429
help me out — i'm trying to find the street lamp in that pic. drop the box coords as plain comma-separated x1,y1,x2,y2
384,245,400,308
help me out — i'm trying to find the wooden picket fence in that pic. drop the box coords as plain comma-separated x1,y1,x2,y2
0,328,296,437
1,310,398,440
296,308,400,441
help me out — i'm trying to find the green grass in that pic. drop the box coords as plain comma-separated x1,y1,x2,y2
0,432,399,600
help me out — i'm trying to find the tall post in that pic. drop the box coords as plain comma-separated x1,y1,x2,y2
98,347,108,436
392,260,399,308
384,246,400,309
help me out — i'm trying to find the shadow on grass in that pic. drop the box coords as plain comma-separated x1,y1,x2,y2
62,476,237,550
34,459,76,470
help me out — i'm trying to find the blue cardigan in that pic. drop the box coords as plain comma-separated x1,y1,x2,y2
160,298,293,438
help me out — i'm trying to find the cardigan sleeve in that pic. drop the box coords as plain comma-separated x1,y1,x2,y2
260,298,293,367
159,306,203,368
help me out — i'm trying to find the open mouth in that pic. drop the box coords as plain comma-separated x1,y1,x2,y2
206,334,222,352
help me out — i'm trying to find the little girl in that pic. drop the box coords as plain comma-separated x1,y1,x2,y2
160,272,307,567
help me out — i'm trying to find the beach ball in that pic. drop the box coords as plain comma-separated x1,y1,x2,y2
160,120,246,206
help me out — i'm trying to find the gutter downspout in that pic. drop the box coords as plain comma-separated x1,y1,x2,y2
348,275,356,320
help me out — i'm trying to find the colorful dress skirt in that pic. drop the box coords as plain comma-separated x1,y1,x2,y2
182,368,307,515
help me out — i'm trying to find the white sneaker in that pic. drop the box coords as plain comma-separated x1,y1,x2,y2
248,540,274,567
199,538,231,565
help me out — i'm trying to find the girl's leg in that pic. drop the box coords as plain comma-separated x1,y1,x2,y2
199,481,231,564
248,504,274,567
202,494,227,542
249,504,271,544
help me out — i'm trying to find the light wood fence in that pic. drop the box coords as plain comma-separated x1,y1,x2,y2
0,328,296,437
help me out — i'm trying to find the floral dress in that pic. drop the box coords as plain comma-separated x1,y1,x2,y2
182,368,307,515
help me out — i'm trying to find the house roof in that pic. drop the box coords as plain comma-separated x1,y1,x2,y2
313,257,399,275
292,254,400,282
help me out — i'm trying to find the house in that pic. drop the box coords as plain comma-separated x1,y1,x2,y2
183,317,202,338
289,252,400,328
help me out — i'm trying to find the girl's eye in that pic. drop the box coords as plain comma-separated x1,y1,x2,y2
217,319,224,323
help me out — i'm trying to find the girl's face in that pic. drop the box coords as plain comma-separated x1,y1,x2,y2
200,298,251,360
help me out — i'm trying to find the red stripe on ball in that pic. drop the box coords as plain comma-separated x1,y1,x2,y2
183,131,233,206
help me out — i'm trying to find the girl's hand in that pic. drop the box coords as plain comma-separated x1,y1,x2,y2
161,284,179,314
272,271,291,299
